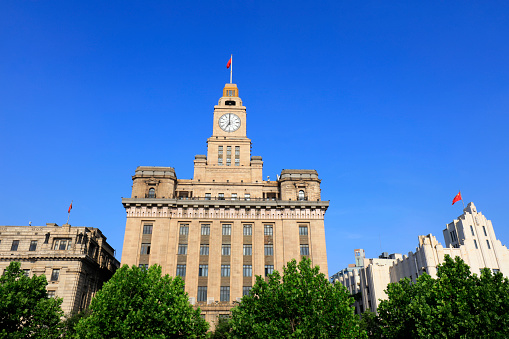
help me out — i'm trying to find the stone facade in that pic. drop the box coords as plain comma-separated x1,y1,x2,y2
121,83,329,326
332,202,509,313
0,223,119,314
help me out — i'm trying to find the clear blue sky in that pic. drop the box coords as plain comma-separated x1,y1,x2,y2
1,1,508,276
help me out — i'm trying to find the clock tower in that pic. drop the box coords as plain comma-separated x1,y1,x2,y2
194,83,263,184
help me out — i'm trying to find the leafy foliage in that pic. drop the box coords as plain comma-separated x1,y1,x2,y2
377,255,509,338
62,308,91,338
359,311,382,339
0,261,63,339
75,264,209,338
208,316,232,339
229,257,366,338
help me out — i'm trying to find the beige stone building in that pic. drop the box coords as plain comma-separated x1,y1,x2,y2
332,202,509,313
121,83,329,323
0,223,119,314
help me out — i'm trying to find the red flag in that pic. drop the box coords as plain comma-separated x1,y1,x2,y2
452,191,462,205
226,57,231,69
68,202,73,213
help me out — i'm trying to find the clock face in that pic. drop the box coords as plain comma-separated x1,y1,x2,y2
218,113,241,132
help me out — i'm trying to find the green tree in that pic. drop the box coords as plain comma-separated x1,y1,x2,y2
208,316,231,339
0,261,63,339
229,257,366,338
377,255,509,338
75,264,208,338
359,311,381,339
62,308,91,338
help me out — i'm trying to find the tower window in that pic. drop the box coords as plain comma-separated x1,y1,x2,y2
218,146,223,165
225,100,236,106
11,240,19,251
176,264,186,277
178,244,187,255
298,190,305,201
143,224,153,234
226,90,235,96
200,244,209,255
243,286,252,296
470,225,475,236
231,193,237,200
140,243,151,255
201,224,210,235
222,244,231,255
222,224,231,235
220,286,230,302
300,245,310,255
483,226,487,236
474,239,478,249
264,245,273,256
265,265,274,276
179,225,189,235
51,269,60,281
243,244,252,256
221,265,230,277
244,193,250,201
205,193,211,200
218,193,225,200
243,265,252,277
226,158,231,166
264,225,273,236
199,265,208,277
197,287,207,302
148,188,155,198
299,226,308,235
29,240,37,251
243,224,252,236
487,240,491,249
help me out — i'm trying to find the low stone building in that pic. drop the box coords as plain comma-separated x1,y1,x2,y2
0,223,119,314
332,202,509,313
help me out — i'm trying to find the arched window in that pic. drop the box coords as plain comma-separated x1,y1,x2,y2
148,188,155,198
298,190,305,201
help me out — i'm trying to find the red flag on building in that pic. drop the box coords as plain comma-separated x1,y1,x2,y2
452,191,462,205
68,202,73,213
226,56,232,69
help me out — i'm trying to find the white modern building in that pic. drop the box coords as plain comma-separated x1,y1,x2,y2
332,202,509,313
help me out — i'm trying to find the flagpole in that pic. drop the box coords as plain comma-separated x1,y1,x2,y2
67,200,73,224
230,54,232,84
460,190,465,209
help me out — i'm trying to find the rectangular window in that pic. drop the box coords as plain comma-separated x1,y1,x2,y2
200,244,209,255
235,146,240,155
493,269,500,274
264,225,273,236
226,146,231,155
199,265,208,277
264,245,273,256
243,224,252,236
226,158,231,166
300,244,310,255
29,240,38,251
218,146,223,165
235,158,240,166
47,290,56,298
197,286,207,302
218,193,225,200
450,230,457,242
201,224,210,235
474,239,478,249
176,264,186,277
487,240,491,249
299,226,308,235
243,244,252,256
222,224,231,236
140,243,151,255
179,225,189,235
221,264,230,277
222,244,231,255
265,265,274,276
231,193,237,200
23,269,30,277
470,225,475,236
53,239,72,250
243,286,252,296
220,286,230,302
11,240,19,251
244,193,250,201
178,244,188,255
243,265,252,277
51,269,60,281
139,264,148,270
205,193,211,200
483,226,487,236
143,224,153,234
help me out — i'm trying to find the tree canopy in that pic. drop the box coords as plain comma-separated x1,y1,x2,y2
0,261,63,339
75,264,208,338
229,257,365,338
377,255,509,338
